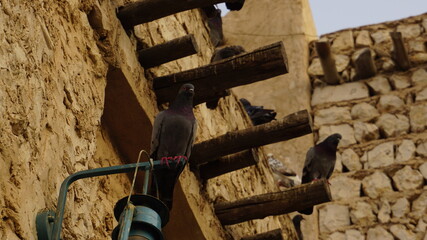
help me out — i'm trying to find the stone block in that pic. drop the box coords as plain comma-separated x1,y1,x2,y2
391,197,410,219
345,229,364,240
381,57,396,71
355,30,373,47
367,225,394,240
392,166,424,191
371,30,392,44
416,142,427,157
375,113,409,138
334,152,343,173
423,18,427,31
350,201,376,226
396,24,422,39
336,55,350,72
419,162,427,180
354,121,380,143
330,175,361,200
341,148,362,171
318,124,356,147
367,76,391,95
416,87,427,102
378,199,391,223
351,103,380,121
396,139,415,162
377,95,405,113
367,142,394,168
389,73,411,90
390,224,417,240
412,192,427,219
408,40,426,53
331,30,355,53
328,232,346,240
412,68,427,86
409,104,427,132
314,107,351,127
362,171,393,198
319,204,351,233
312,82,369,106
308,58,323,76
410,53,427,64
415,218,426,233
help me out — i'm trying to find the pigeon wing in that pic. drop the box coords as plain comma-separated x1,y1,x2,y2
302,147,315,184
150,111,167,159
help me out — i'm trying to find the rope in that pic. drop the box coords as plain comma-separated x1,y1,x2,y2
126,150,152,205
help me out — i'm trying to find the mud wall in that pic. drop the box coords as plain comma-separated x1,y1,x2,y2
0,0,296,239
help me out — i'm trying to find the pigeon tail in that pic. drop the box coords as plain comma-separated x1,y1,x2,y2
298,206,313,215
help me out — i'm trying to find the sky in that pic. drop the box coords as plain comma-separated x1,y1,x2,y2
217,1,427,35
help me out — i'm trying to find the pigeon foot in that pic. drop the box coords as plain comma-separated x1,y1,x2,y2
173,155,188,165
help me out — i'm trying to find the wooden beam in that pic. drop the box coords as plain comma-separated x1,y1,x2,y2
191,110,312,165
138,34,199,68
199,149,259,180
353,48,377,80
315,41,341,85
153,41,288,105
117,0,241,28
241,229,283,240
215,180,332,225
390,32,411,71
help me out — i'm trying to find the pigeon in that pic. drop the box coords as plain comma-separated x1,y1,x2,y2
150,83,197,210
298,133,342,215
206,46,246,109
292,215,304,240
226,0,245,11
201,6,224,47
267,153,297,188
210,45,245,63
240,98,277,125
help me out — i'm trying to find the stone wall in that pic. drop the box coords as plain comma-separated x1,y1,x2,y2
307,13,427,240
0,1,296,239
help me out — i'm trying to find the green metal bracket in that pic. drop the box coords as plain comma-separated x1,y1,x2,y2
36,159,183,240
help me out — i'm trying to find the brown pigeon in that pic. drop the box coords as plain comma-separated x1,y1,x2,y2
298,133,342,215
150,83,197,210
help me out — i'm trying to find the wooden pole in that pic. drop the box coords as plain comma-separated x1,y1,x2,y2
215,180,332,225
315,41,341,85
117,0,241,28
191,110,312,165
390,32,411,71
153,41,288,105
353,48,377,80
199,149,259,180
241,229,283,240
138,34,199,68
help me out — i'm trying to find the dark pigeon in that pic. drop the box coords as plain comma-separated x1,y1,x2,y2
240,98,277,125
226,0,245,11
201,6,224,47
298,133,342,215
292,215,304,240
150,83,197,210
206,46,246,109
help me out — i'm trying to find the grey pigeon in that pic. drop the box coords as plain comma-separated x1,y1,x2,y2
201,6,224,47
298,133,342,215
240,98,277,125
206,46,246,109
150,83,197,210
292,215,304,240
267,153,297,188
